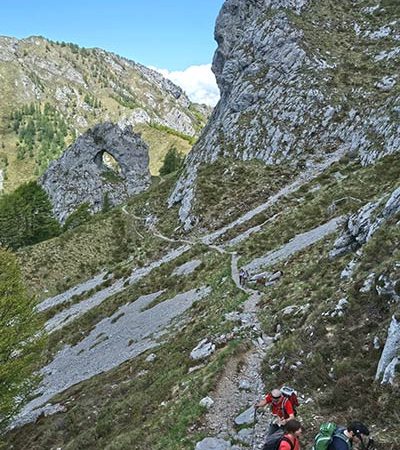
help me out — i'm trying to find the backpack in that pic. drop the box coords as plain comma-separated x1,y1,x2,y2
262,429,295,450
280,386,299,417
312,422,350,450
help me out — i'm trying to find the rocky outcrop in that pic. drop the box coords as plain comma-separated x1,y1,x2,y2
169,0,400,229
40,122,150,223
376,315,400,385
330,186,400,258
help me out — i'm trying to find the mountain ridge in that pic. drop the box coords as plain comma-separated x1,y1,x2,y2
0,34,210,192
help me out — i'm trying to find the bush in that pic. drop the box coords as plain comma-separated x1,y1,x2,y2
63,203,91,231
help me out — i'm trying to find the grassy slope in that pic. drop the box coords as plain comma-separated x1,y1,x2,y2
6,248,248,450
17,174,181,300
193,158,298,232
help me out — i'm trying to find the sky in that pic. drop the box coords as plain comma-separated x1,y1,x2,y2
0,0,225,105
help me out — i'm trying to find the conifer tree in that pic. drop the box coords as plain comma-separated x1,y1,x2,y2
159,146,184,176
0,182,61,249
0,248,45,429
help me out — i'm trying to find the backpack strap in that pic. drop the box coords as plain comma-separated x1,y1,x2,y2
281,397,291,419
334,429,351,450
281,436,295,450
281,397,287,418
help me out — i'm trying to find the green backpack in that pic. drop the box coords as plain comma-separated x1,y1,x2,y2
312,422,350,450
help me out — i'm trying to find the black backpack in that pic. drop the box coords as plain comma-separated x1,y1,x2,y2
262,429,295,450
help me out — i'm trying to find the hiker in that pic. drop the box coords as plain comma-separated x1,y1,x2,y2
243,269,249,286
239,268,245,286
280,419,302,450
328,422,371,450
255,388,296,435
262,419,303,450
313,421,372,450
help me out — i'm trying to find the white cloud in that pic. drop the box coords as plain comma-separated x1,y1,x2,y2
151,64,220,107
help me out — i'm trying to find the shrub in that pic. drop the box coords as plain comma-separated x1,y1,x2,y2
63,203,91,231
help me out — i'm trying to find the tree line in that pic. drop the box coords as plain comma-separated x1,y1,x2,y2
0,182,60,250
10,103,74,175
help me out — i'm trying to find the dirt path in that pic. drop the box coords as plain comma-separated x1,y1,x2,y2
202,254,272,449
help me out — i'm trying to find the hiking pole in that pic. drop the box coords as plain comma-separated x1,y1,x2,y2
251,406,258,450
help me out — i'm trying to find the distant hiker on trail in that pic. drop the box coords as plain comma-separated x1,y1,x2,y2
312,421,372,450
255,387,297,435
262,419,303,450
239,268,245,286
243,269,249,286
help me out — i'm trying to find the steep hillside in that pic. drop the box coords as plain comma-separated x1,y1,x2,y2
169,0,400,229
0,36,209,192
2,151,399,449
1,1,400,450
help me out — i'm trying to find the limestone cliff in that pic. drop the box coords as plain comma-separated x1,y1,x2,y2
169,0,400,229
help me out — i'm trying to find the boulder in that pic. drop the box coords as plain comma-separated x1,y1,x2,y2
375,76,397,91
195,438,231,450
376,316,400,384
190,339,216,360
234,406,255,426
330,186,400,258
145,353,157,363
235,428,253,445
238,379,251,391
199,396,214,409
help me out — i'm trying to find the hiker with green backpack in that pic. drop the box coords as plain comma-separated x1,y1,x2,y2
312,421,374,450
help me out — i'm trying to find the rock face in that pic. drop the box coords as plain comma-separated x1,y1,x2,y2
330,186,400,258
40,122,150,222
169,0,400,229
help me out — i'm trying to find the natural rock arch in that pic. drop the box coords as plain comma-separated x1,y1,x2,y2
40,122,151,223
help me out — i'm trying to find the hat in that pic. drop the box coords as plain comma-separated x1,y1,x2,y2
348,421,370,436
271,389,282,399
